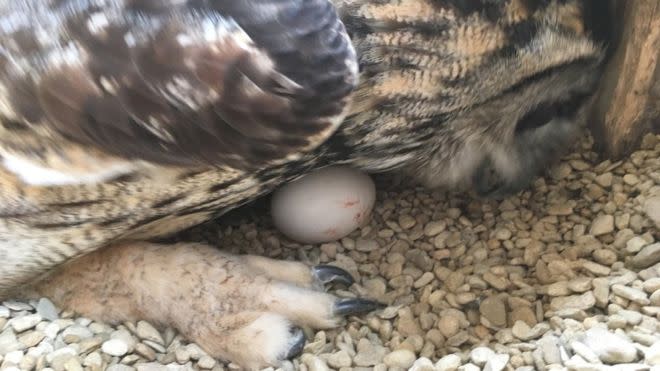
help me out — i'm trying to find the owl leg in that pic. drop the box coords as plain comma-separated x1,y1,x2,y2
28,241,382,369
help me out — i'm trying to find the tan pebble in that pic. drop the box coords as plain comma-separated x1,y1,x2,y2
356,238,378,252
628,330,657,347
483,272,509,290
82,352,103,368
511,321,549,341
175,346,191,364
456,292,477,305
120,354,140,365
438,316,460,338
494,228,512,240
401,334,424,353
398,214,416,229
414,272,434,288
10,314,41,333
423,221,446,236
63,357,83,371
134,343,156,361
550,292,596,311
592,249,617,266
568,277,593,293
479,296,507,327
643,278,660,293
473,325,491,340
581,261,611,276
570,160,590,171
595,172,613,187
446,331,469,347
611,284,650,305
609,270,637,286
590,215,614,236
17,331,45,348
586,184,604,199
509,306,537,327
383,349,416,368
379,320,392,339
547,204,573,216
136,321,164,345
547,281,570,296
524,243,542,266
325,350,351,369
623,174,639,185
444,272,465,292
615,213,630,230
552,163,572,179
644,196,660,226
592,278,610,308
606,314,627,329
320,243,338,258
19,355,36,371
78,337,103,354
302,354,330,371
197,355,216,369
425,328,445,348
631,243,660,269
396,308,422,337
410,357,435,371
626,237,648,254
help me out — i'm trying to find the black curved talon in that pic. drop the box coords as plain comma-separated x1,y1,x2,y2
282,326,306,360
312,265,355,287
333,298,386,317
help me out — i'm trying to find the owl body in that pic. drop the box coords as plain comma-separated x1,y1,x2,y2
0,1,610,367
0,0,608,291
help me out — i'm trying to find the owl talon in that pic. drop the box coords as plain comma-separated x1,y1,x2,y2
312,265,355,288
334,298,385,317
282,326,306,360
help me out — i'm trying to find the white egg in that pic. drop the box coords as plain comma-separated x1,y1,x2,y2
271,166,376,244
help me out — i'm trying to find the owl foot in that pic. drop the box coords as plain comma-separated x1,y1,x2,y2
29,242,383,370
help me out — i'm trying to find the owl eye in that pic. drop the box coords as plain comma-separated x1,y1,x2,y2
514,101,556,134
514,92,591,134
556,92,590,117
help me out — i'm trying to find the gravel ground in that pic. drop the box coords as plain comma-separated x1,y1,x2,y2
1,133,659,371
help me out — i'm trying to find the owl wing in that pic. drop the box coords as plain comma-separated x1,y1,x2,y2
0,0,358,174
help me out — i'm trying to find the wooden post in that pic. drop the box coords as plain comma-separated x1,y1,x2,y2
590,0,660,159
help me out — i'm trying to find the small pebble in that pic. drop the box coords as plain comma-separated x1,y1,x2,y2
582,327,638,364
590,215,614,236
10,314,42,333
479,296,507,327
102,339,129,357
383,349,415,368
631,243,660,269
645,342,660,366
435,354,462,371
612,285,650,305
470,347,494,366
484,354,509,371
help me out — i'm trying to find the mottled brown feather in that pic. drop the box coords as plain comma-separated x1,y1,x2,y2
0,0,358,170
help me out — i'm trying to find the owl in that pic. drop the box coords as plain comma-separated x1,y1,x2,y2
0,0,610,369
